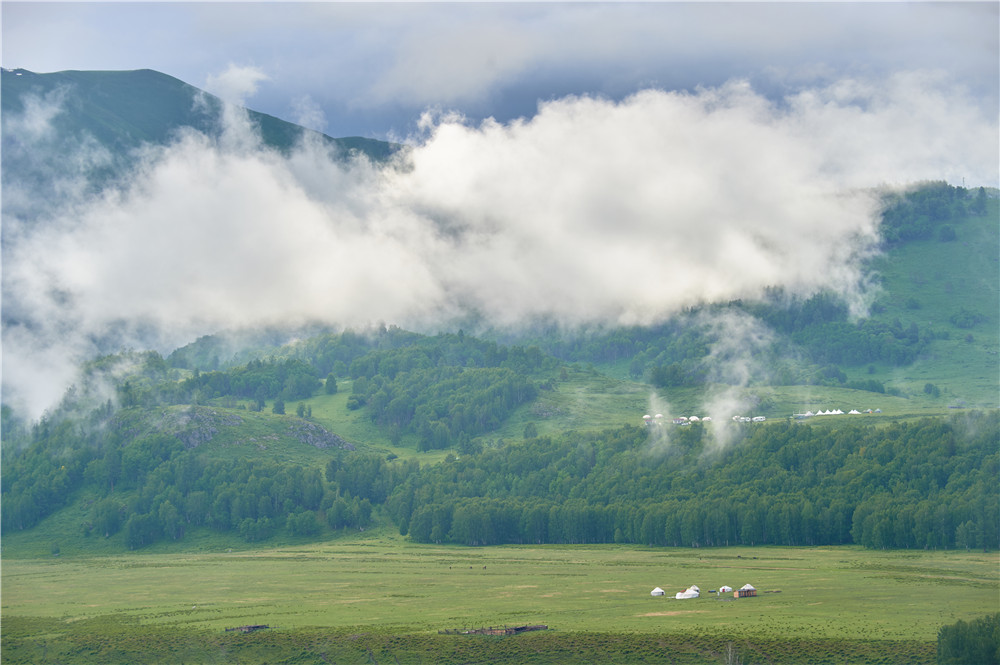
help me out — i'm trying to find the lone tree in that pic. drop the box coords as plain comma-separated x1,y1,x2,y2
971,186,988,215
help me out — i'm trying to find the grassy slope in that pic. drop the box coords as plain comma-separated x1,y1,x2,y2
3,537,996,664
860,206,999,407
117,404,352,468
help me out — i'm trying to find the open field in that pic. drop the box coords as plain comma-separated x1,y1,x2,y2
3,536,996,664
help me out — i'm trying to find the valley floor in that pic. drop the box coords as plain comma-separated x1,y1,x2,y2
2,537,996,664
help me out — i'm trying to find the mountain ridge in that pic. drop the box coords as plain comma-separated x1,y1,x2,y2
1,67,397,161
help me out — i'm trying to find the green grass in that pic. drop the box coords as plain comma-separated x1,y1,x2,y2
291,382,452,464
864,208,999,408
3,536,995,664
119,404,347,469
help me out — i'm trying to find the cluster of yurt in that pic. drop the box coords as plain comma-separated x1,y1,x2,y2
793,408,882,419
643,414,713,426
649,583,756,599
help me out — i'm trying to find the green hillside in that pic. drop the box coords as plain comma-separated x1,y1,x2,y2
860,205,999,405
1,67,395,161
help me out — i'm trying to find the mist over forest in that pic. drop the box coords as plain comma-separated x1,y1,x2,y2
2,67,996,420
0,61,997,560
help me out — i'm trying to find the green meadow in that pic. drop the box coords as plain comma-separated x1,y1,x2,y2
4,535,996,664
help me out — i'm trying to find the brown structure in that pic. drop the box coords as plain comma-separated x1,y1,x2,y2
225,624,271,633
734,588,756,598
441,625,548,636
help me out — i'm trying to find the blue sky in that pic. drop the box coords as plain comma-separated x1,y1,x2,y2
3,2,997,139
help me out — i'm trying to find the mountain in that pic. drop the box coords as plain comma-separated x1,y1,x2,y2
0,68,997,558
1,68,396,161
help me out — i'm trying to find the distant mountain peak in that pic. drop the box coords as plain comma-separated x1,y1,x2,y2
2,67,397,161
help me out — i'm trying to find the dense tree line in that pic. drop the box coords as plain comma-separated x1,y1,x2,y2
937,613,999,665
176,358,320,403
3,398,996,553
385,413,998,549
879,181,984,246
343,334,554,450
350,365,539,450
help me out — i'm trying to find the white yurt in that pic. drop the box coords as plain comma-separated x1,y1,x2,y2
675,585,700,599
719,585,733,593
650,587,665,596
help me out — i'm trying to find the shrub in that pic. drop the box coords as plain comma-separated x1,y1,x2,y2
950,308,986,329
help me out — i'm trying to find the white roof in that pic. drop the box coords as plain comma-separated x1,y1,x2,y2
740,584,756,590
651,587,665,596
675,589,699,599
719,585,733,592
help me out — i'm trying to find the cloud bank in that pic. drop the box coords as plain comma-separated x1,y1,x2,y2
2,71,997,418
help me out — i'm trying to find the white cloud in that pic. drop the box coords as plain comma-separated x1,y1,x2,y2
203,63,268,105
2,71,996,419
4,3,994,140
289,94,326,133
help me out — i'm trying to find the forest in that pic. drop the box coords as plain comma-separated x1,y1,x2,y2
387,414,997,549
3,398,996,552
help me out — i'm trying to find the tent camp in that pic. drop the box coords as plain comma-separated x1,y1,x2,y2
675,585,700,599
650,587,665,596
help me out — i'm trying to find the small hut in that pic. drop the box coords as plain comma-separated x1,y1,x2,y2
650,587,665,596
735,584,756,598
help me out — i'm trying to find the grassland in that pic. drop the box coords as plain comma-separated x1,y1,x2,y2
3,534,996,664
862,209,999,408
